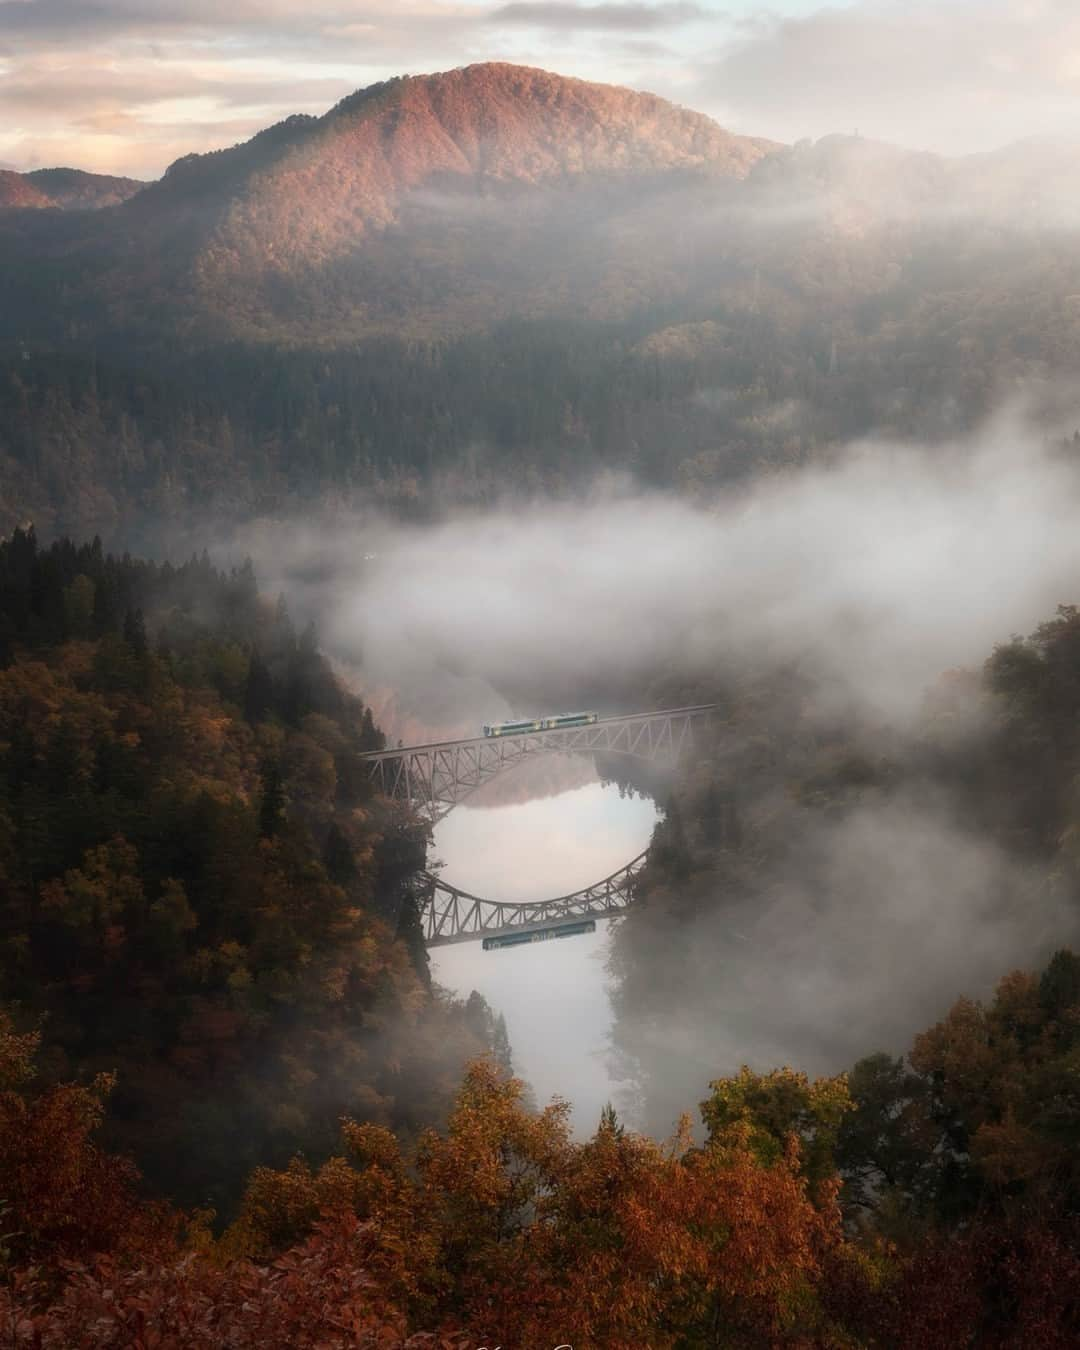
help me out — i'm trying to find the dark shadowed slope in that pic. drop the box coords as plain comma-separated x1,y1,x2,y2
0,168,144,210
24,167,145,209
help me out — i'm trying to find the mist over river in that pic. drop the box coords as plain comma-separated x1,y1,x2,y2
429,768,660,1132
223,430,1080,1133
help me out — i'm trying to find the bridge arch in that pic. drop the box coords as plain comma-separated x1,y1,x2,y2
361,705,715,823
360,706,714,945
421,850,648,947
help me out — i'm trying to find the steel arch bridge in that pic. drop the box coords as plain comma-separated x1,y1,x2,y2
360,705,715,823
360,705,714,946
421,850,649,947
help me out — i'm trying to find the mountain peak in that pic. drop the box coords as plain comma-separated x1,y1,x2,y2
317,62,771,183
119,63,777,339
150,61,772,208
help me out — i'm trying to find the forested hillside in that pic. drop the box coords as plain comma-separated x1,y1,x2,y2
4,943,1080,1344
5,56,1080,1345
6,287,1080,542
0,169,144,211
0,536,1078,1344
0,528,511,1214
3,65,1080,538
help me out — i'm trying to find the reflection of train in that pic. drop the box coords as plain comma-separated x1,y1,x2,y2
482,711,599,738
483,919,596,950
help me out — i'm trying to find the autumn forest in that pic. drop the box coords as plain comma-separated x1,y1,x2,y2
3,54,1080,1350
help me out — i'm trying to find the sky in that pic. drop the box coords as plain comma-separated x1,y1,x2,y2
1,0,1078,178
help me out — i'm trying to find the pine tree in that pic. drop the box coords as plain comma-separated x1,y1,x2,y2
244,649,274,724
492,1013,513,1076
322,822,356,886
359,705,384,752
123,608,148,656
258,759,286,838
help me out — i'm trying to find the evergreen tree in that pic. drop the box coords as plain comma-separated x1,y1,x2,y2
123,608,148,656
92,572,119,636
492,1013,513,1076
360,705,384,752
258,758,286,838
322,822,356,886
244,649,274,724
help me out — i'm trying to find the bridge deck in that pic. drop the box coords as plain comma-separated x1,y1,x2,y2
359,704,717,761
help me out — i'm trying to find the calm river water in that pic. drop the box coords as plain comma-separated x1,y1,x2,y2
428,766,659,1132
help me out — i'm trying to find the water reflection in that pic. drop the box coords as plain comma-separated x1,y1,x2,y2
429,769,659,1132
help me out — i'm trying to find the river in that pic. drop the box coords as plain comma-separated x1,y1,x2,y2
428,762,660,1133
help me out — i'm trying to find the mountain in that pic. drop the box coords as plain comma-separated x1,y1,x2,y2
25,167,145,209
92,63,773,340
0,170,53,209
0,167,144,210
3,66,1080,541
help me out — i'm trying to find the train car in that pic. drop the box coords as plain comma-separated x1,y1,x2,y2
482,711,598,737
483,919,596,950
481,717,542,737
540,711,598,731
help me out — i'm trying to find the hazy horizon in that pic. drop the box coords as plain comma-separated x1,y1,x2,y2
3,1,1078,177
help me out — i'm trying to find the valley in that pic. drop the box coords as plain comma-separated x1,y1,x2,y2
4,46,1080,1346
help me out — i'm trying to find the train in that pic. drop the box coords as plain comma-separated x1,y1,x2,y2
483,919,596,951
481,710,598,738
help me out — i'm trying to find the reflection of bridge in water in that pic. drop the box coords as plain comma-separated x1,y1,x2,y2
361,706,715,946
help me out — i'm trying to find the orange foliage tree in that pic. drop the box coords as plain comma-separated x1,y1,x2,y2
0,1011,174,1267
220,1059,847,1347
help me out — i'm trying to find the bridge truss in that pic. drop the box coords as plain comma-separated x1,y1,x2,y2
421,850,648,947
361,705,715,946
361,705,715,823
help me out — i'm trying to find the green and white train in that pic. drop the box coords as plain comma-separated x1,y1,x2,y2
483,919,596,950
481,710,599,738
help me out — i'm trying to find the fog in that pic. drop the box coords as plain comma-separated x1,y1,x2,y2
430,778,660,1129
227,405,1080,1131
240,406,1080,733
610,794,1079,1135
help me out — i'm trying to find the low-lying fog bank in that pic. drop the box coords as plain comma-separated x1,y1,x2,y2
213,403,1080,1128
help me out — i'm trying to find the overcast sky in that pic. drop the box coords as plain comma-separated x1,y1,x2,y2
1,0,1078,178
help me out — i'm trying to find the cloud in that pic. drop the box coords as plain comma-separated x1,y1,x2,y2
685,0,1080,154
220,402,1080,1133
0,59,350,117
612,792,1079,1134
0,0,484,48
218,403,1080,744
488,2,705,31
5,0,1080,180
0,2,496,174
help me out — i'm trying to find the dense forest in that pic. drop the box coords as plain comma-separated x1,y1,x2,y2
6,278,1080,545
1,531,1079,1344
5,931,1080,1343
5,65,1080,1344
0,528,513,1216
